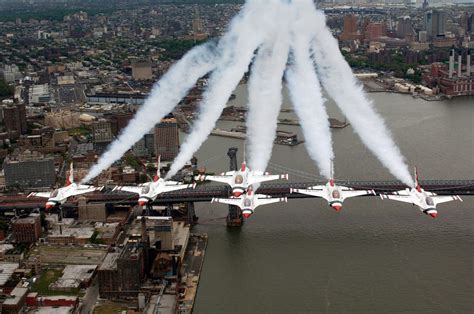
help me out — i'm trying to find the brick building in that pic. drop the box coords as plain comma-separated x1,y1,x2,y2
11,215,41,243
98,243,145,300
1,102,27,135
154,116,179,161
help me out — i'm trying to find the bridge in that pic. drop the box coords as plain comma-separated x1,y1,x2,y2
1,147,472,226
1,180,472,210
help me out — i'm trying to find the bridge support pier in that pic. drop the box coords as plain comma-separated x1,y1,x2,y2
226,148,243,228
186,202,198,226
226,205,243,227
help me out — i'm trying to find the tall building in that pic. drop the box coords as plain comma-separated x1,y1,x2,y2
425,10,447,39
92,120,112,143
396,17,415,40
3,150,56,188
98,243,144,299
110,112,133,136
1,102,27,134
365,22,387,41
340,14,361,41
422,0,429,9
154,116,179,161
12,214,42,243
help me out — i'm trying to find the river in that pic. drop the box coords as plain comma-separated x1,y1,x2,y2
190,85,473,313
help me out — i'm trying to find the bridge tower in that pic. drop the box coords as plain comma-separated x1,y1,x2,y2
226,147,243,227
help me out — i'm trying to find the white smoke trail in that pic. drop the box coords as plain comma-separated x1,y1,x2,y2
303,2,414,186
82,42,217,183
167,0,285,178
246,15,290,173
285,6,333,179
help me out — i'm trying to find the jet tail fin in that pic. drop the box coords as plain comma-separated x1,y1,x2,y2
414,166,421,192
65,163,74,186
154,155,161,182
329,159,335,187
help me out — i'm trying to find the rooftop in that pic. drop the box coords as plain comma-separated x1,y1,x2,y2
0,262,19,286
98,252,120,270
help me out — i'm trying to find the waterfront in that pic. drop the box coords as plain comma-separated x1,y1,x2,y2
192,87,473,313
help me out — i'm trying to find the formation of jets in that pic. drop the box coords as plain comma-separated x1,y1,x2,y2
29,160,463,220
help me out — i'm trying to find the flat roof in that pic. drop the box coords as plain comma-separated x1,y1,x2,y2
0,262,19,286
98,252,120,270
3,287,28,305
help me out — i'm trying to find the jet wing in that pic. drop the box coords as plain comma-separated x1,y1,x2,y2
201,175,234,185
341,189,375,199
211,197,242,207
291,186,326,198
433,195,462,205
255,196,287,207
28,192,51,199
113,186,142,195
162,184,193,193
70,187,99,197
380,194,414,204
249,174,288,185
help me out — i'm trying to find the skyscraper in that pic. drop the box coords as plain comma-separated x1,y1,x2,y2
396,17,415,40
154,115,179,161
425,10,447,39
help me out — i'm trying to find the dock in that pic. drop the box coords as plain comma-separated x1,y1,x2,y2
178,233,208,313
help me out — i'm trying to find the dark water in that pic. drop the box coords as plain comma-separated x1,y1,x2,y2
191,87,474,314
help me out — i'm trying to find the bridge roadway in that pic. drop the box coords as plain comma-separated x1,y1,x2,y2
0,180,473,211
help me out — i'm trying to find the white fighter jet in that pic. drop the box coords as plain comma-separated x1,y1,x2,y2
113,156,194,206
196,161,288,197
28,163,101,209
290,165,375,212
211,187,287,219
380,167,463,218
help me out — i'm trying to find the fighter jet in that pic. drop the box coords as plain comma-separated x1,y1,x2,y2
211,187,287,218
113,156,194,206
196,161,288,197
380,167,462,218
28,163,101,209
290,164,375,211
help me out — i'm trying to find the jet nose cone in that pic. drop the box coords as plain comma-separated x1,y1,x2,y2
332,204,342,212
242,211,252,219
138,200,148,207
232,191,243,197
429,212,438,219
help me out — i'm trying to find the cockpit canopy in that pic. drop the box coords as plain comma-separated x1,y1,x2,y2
332,190,341,199
243,198,252,207
235,174,244,184
425,197,434,206
142,185,151,194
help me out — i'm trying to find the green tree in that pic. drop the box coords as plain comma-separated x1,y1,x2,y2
0,80,14,97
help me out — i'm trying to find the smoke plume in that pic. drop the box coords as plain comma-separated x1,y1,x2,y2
246,11,290,173
286,5,334,179
167,0,287,178
306,3,413,186
82,42,217,183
